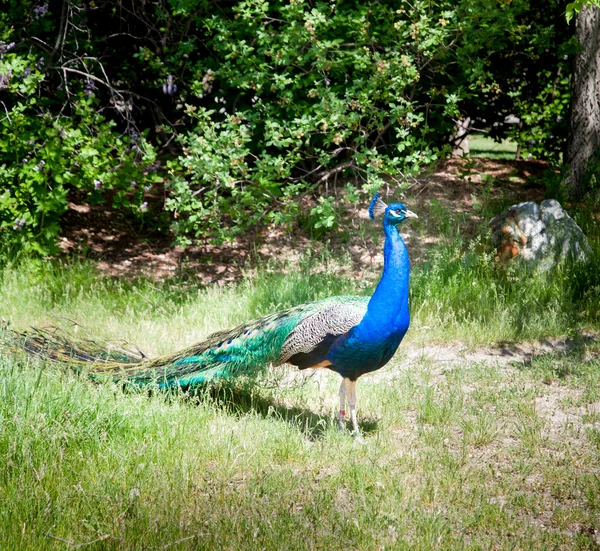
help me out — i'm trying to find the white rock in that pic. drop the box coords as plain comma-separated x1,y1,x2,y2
490,200,590,271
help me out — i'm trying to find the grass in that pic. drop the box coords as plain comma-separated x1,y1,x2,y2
407,194,600,344
410,239,600,343
2,347,600,549
0,253,363,358
2,227,599,354
469,133,518,160
1,194,599,549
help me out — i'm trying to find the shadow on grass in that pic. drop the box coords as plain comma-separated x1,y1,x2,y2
183,381,380,441
508,332,599,380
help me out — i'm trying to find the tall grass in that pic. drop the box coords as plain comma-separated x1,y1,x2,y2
1,200,600,549
0,252,364,357
2,229,597,354
410,237,600,343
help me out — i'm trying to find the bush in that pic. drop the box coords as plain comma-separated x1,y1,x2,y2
0,0,575,253
0,5,159,258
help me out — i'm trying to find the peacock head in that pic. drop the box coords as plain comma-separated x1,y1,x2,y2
369,193,418,227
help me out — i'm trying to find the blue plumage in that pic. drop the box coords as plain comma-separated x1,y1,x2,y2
329,201,415,380
8,194,417,435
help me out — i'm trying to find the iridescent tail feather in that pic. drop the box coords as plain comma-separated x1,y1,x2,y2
2,324,149,380
1,301,325,388
1,295,370,389
2,322,269,388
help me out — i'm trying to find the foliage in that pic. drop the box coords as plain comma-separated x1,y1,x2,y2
168,0,575,239
0,4,161,256
166,0,458,240
451,0,573,164
0,0,579,253
566,0,600,23
505,46,574,164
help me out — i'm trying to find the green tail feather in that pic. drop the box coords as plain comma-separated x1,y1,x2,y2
2,302,319,388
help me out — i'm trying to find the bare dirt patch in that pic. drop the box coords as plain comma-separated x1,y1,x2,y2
57,158,549,282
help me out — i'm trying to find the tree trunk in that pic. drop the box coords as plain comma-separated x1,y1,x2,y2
566,4,600,198
451,117,470,157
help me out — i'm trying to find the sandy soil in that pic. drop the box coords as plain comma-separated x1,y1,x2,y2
57,158,549,283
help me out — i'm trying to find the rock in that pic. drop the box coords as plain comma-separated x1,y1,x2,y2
490,200,591,271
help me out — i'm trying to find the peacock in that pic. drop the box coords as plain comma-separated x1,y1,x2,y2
7,193,417,435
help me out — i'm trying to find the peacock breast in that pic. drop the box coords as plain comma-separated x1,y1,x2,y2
326,304,410,379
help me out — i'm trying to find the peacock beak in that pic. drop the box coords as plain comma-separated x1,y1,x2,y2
404,209,418,220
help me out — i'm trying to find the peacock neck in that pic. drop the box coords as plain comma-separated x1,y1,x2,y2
359,222,410,336
325,218,411,377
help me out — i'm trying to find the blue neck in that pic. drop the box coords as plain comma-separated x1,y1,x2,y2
325,219,411,378
358,222,410,337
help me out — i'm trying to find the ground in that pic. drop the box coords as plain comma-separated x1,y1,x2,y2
57,157,548,282
3,156,600,549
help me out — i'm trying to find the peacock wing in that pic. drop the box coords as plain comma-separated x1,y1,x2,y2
279,296,369,370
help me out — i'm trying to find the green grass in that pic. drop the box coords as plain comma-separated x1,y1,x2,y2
469,133,518,160
0,253,362,358
2,348,600,549
407,196,600,344
1,197,599,549
410,238,600,343
2,229,599,354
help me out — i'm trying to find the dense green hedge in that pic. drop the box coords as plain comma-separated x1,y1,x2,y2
0,0,571,254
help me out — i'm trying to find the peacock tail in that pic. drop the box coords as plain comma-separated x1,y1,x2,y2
6,295,369,388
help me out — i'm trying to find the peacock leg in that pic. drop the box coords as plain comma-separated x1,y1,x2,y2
346,379,360,435
337,379,347,430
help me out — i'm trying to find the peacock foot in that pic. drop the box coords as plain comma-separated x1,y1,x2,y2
337,410,346,431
